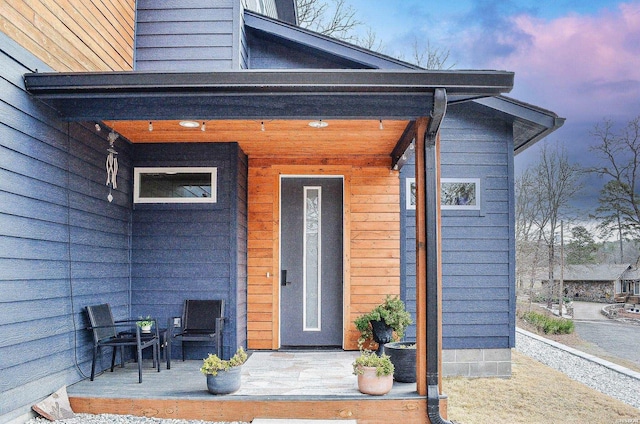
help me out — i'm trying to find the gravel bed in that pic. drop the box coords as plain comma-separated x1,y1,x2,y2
516,329,640,409
25,414,249,424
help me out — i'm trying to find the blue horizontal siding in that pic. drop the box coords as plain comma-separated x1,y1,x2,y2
137,0,233,9
136,34,232,48
131,142,245,359
444,337,511,350
0,33,133,422
136,46,233,61
444,275,511,288
443,325,510,338
137,8,234,22
135,0,235,71
400,101,516,350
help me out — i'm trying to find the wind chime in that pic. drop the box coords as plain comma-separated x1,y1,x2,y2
106,131,119,202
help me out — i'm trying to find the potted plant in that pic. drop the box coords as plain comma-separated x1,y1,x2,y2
384,341,416,383
200,347,247,395
352,350,394,395
354,295,412,355
136,316,154,333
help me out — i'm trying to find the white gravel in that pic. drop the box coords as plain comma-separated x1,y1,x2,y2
516,328,640,409
25,414,248,424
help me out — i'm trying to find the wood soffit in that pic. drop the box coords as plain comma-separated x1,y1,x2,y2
24,69,515,159
105,119,412,159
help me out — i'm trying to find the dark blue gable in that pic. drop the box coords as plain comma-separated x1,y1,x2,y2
401,102,516,350
131,143,248,359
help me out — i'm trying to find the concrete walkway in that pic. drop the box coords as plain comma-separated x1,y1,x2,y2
571,301,608,321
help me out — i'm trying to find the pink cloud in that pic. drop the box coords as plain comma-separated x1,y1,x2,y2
488,2,640,122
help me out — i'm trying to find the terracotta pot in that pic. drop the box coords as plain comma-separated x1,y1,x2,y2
206,366,242,395
356,366,393,395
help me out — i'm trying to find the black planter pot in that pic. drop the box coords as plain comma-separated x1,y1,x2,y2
370,320,393,356
384,341,416,383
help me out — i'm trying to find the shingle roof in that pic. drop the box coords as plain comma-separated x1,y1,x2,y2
539,264,631,281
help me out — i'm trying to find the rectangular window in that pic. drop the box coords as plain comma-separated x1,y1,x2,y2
441,178,481,210
303,186,321,331
134,167,217,203
406,178,416,210
406,177,481,210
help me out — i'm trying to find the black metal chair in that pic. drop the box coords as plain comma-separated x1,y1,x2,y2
170,299,224,361
86,303,160,383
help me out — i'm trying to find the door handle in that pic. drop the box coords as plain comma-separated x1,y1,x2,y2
281,270,291,286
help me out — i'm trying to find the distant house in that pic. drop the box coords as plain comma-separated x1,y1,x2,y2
0,0,563,421
539,264,633,302
619,260,640,304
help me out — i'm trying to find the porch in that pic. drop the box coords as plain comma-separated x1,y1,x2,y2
67,351,428,423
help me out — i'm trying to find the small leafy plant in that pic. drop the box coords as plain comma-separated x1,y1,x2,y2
136,316,153,328
200,347,248,376
352,350,394,377
354,295,412,348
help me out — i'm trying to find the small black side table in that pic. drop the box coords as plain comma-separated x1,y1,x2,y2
119,328,171,370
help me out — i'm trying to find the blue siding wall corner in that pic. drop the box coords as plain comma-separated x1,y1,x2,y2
400,102,516,350
131,142,247,360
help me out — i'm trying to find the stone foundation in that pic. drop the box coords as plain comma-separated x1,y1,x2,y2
442,348,512,378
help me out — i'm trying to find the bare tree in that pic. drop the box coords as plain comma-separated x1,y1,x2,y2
296,0,362,43
410,38,453,70
515,169,546,310
589,116,640,261
357,27,384,52
528,143,583,309
295,0,452,69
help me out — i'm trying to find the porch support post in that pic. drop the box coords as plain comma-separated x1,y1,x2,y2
415,88,450,423
414,116,428,396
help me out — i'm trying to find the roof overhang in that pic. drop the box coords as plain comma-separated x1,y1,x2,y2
474,96,565,154
244,10,415,70
23,69,514,121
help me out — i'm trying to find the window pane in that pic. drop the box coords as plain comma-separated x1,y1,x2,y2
304,187,320,330
134,167,217,203
139,173,211,198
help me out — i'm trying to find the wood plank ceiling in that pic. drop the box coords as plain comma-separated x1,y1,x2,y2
105,119,410,158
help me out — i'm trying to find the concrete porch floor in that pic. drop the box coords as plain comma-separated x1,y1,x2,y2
68,350,419,399
66,351,427,422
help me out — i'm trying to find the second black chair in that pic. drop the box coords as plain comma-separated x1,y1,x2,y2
171,299,225,361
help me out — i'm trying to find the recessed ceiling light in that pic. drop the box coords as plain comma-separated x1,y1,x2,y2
308,120,328,128
179,120,200,128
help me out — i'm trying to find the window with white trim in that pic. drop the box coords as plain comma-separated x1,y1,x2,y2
134,167,217,203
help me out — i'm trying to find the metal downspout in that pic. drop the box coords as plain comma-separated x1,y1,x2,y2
424,88,452,424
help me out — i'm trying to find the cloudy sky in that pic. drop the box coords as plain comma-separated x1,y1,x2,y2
347,0,640,213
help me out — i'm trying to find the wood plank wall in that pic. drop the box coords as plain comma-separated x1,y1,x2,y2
247,158,401,350
0,0,135,71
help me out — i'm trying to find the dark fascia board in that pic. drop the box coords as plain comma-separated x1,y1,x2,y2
23,69,514,121
474,95,565,154
244,10,418,70
274,0,297,25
